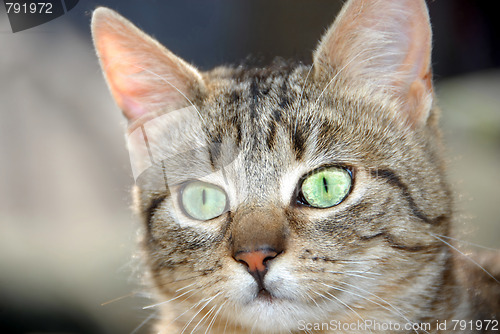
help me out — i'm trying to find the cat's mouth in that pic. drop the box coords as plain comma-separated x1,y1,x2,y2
257,288,273,301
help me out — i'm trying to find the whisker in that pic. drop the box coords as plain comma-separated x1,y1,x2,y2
305,291,321,309
312,55,358,109
321,289,373,334
155,273,207,288
432,233,499,252
429,232,500,284
309,289,331,308
130,64,205,123
130,311,157,334
326,271,376,280
143,288,197,310
322,283,390,313
341,282,427,334
176,282,198,293
205,300,227,334
180,292,222,334
312,289,353,316
322,282,422,334
334,258,380,264
312,48,406,110
190,304,217,334
101,291,138,306
345,270,381,276
161,292,203,331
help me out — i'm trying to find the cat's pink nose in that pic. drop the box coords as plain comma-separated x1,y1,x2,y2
234,248,278,273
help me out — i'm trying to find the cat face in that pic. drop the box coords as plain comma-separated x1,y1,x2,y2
92,0,454,332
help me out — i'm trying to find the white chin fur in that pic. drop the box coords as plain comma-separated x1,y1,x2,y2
222,266,332,332
230,298,323,333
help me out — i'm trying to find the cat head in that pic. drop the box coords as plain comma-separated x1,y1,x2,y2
92,0,452,331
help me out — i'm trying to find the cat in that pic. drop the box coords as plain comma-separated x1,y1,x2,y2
91,0,500,333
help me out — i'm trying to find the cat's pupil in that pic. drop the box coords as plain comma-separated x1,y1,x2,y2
179,181,227,221
300,167,352,208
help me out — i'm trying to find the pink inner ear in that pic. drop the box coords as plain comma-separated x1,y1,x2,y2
96,35,151,121
106,66,150,121
93,8,205,125
399,14,433,89
313,0,434,126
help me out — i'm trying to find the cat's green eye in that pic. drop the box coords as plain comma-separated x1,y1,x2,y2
180,181,228,221
300,167,352,208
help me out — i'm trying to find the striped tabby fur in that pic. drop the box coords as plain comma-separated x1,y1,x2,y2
92,0,499,332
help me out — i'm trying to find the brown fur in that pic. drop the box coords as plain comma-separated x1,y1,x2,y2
92,0,499,333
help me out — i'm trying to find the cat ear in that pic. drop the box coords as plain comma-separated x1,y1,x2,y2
313,0,433,126
91,7,204,124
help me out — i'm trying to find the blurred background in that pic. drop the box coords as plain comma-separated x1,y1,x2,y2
0,0,499,333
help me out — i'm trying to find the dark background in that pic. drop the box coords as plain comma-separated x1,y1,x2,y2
68,0,499,78
0,1,499,334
